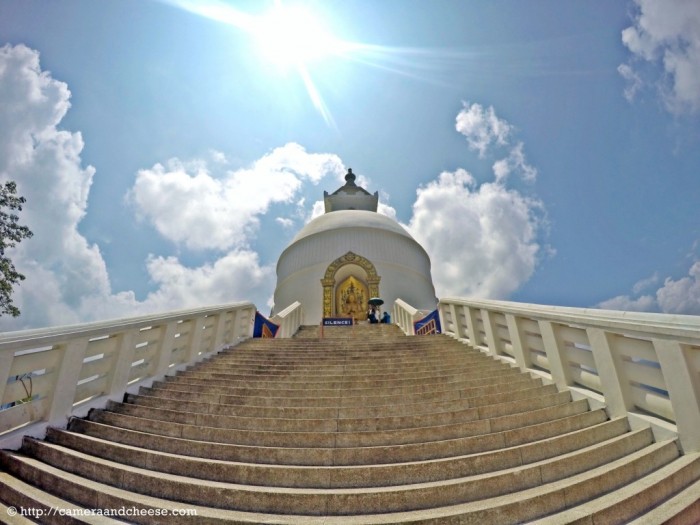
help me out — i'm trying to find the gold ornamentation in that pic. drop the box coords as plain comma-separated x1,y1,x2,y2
320,251,381,317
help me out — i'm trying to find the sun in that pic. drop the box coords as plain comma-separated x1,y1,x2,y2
253,3,339,68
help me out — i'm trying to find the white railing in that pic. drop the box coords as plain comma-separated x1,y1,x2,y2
270,301,304,338
0,302,256,449
394,299,420,335
438,297,700,453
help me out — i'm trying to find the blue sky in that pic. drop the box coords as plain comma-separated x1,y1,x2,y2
0,0,699,329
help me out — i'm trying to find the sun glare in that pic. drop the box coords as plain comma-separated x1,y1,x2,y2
159,0,429,127
253,4,337,67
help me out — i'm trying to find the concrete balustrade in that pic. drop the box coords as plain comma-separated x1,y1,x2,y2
394,298,419,335
0,302,256,449
438,297,700,453
270,301,304,338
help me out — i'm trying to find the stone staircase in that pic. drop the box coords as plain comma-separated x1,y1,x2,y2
1,324,699,524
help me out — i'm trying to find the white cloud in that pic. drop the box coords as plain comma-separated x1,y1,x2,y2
597,294,656,312
309,200,325,220
275,217,294,228
0,44,110,328
632,272,659,294
129,143,345,252
656,261,700,314
406,169,543,299
597,261,700,315
620,0,700,113
138,251,274,313
492,142,537,183
617,63,643,102
455,102,512,157
456,103,536,184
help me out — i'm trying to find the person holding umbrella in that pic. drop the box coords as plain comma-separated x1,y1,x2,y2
368,297,383,324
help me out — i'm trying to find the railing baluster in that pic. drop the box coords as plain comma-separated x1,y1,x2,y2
107,329,138,400
587,327,633,418
481,309,500,357
538,320,571,390
654,339,700,453
47,337,89,427
505,314,530,370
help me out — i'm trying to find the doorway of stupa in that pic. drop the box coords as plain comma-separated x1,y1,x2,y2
321,251,380,321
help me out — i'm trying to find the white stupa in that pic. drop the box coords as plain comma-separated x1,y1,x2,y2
272,169,437,324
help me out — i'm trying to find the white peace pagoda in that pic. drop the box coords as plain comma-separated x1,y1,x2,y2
272,169,438,324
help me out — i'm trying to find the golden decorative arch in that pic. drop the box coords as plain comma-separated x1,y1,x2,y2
321,251,381,318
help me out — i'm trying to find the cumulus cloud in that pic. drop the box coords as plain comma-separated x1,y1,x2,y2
656,261,700,314
597,261,700,314
455,102,512,157
407,169,544,299
409,103,545,299
0,44,110,328
456,102,536,183
129,143,344,251
620,0,700,113
596,294,656,312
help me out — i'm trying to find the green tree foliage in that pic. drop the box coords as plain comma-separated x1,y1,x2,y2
0,181,33,317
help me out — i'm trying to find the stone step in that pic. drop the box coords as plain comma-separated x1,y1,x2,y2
137,382,560,410
130,387,573,421
169,365,525,390
182,362,517,384
530,451,700,525
109,395,589,433
0,439,680,516
75,409,608,465
43,418,634,489
1,444,694,524
124,388,577,423
0,471,121,524
628,475,700,525
87,394,574,449
151,375,542,401
197,357,508,376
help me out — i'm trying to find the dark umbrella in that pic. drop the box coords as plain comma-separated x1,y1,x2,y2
368,297,384,306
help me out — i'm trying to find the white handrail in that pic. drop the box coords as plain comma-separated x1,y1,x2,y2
0,302,256,449
393,299,419,335
270,301,304,338
438,297,700,453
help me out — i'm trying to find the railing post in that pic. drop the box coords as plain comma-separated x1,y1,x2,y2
586,328,633,418
538,320,571,390
481,310,501,357
153,321,179,378
211,313,228,350
107,329,138,400
0,350,14,408
185,317,206,362
505,314,530,370
464,306,479,347
653,339,700,453
447,303,463,339
47,337,89,427
229,308,242,343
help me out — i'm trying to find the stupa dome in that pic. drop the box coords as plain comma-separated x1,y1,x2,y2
272,169,437,324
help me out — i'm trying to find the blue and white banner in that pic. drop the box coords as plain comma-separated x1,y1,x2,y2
414,309,441,335
253,311,279,338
